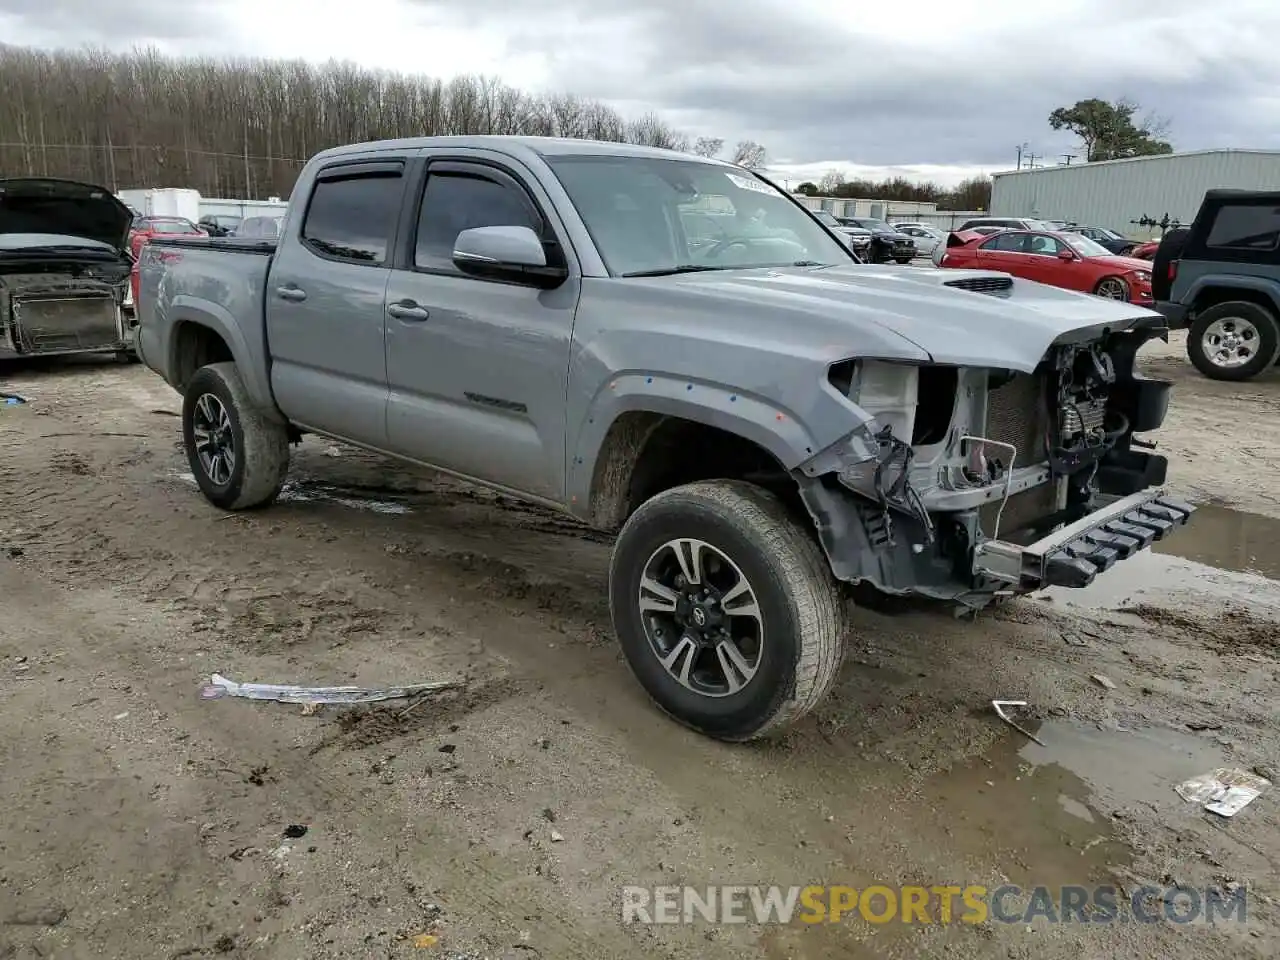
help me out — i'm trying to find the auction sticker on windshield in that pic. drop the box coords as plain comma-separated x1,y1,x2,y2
725,172,774,195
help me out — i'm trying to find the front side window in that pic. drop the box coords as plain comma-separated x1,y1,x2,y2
302,171,403,264
1206,204,1280,251
414,171,541,271
545,155,851,276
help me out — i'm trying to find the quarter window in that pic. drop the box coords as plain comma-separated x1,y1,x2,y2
415,171,541,272
1206,204,1280,251
301,171,403,264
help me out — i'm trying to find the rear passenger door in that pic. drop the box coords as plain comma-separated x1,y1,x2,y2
266,158,410,447
381,154,580,502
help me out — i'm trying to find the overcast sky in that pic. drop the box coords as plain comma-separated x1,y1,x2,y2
3,0,1278,187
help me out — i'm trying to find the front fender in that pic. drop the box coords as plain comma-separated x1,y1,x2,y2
566,373,852,520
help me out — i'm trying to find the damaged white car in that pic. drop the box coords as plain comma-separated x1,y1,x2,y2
0,178,135,360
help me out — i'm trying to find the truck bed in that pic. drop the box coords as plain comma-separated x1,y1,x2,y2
135,235,278,407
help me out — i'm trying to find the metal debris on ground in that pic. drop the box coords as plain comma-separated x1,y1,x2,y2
1176,768,1271,818
991,700,1047,746
200,673,461,704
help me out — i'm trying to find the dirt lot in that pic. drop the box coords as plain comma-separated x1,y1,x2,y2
1,332,1278,960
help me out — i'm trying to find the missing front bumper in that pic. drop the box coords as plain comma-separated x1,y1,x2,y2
973,489,1194,590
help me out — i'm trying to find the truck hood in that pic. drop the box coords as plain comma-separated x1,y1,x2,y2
0,178,132,253
639,264,1164,373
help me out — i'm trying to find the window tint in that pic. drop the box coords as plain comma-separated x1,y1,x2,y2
1206,204,1280,250
415,171,540,271
302,172,402,264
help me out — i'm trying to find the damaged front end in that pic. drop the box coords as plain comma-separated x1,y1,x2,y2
796,317,1194,610
1,267,132,357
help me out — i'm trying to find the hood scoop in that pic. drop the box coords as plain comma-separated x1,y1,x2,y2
944,275,1013,296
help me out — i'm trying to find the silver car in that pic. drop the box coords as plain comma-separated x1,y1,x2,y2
890,223,945,258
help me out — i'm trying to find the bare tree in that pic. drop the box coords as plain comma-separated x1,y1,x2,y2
817,169,846,194
730,140,767,169
0,44,697,198
692,136,723,159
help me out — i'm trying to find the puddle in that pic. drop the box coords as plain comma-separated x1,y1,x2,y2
1044,502,1280,612
922,720,1228,889
171,472,411,515
1153,503,1280,580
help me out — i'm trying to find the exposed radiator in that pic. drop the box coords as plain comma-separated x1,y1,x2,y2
11,295,120,353
984,373,1050,467
979,478,1063,541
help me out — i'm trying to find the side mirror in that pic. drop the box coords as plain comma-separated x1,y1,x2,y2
452,226,568,289
1057,247,1075,260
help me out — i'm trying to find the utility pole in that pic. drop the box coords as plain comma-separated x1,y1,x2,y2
1061,154,1077,165
1015,142,1029,170
1025,152,1040,169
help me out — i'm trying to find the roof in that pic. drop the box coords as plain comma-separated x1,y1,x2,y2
310,135,734,167
991,148,1280,179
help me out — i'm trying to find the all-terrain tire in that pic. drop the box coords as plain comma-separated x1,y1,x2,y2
1186,301,1280,382
609,479,847,742
182,362,290,510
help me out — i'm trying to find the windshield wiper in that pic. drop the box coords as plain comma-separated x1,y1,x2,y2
620,265,730,278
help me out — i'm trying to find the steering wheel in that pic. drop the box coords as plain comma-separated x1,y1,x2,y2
701,238,753,260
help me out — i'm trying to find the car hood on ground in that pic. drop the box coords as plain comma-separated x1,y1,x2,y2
622,264,1163,373
0,178,132,253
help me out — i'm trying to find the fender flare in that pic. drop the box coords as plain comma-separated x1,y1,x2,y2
566,373,830,523
167,295,277,413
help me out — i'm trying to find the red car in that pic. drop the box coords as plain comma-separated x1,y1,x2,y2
1130,240,1159,260
939,229,1153,304
127,216,206,308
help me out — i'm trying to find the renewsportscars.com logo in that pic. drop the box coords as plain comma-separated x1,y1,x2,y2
621,884,1249,926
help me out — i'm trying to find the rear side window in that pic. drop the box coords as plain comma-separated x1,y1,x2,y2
981,232,1023,251
1205,204,1280,251
302,171,403,264
415,171,541,272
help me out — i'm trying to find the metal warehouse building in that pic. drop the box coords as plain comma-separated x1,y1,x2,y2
990,149,1280,237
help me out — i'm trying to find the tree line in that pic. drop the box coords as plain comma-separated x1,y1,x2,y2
0,45,776,199
795,172,992,211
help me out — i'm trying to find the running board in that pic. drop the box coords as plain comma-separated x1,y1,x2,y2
973,490,1195,590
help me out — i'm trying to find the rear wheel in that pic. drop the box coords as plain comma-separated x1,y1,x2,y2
609,480,847,742
182,362,290,509
1094,276,1129,300
1186,301,1280,381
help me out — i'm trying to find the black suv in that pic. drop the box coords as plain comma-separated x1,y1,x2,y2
838,217,916,264
1152,189,1280,381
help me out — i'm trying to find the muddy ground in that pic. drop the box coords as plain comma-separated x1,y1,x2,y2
1,331,1277,960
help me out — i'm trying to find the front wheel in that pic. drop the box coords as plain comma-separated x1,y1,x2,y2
1093,276,1130,300
1186,301,1280,381
182,362,290,510
609,480,847,742
894,257,912,265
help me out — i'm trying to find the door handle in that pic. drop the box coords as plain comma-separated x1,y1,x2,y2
276,286,307,302
387,300,430,322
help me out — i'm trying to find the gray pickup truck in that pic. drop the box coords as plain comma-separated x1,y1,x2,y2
136,136,1193,742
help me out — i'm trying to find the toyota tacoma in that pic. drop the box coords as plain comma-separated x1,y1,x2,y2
135,136,1193,742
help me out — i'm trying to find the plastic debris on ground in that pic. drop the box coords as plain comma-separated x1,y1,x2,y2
991,699,1046,746
2,393,26,406
1176,768,1271,817
200,673,461,704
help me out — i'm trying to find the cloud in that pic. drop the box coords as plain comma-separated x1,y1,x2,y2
3,0,1279,183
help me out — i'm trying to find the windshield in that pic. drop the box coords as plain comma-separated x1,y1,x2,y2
140,218,199,234
857,219,892,231
544,156,851,276
812,210,841,226
1063,234,1114,258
